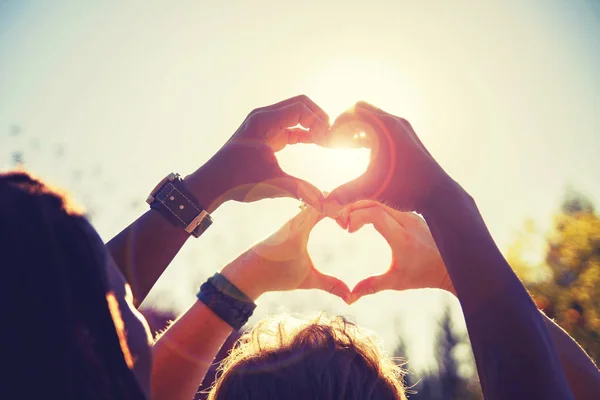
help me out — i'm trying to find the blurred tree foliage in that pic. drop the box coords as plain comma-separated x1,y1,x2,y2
509,189,600,364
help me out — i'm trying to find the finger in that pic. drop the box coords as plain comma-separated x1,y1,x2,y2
350,273,393,304
342,200,400,223
325,175,370,206
290,204,324,236
347,205,404,242
332,198,399,231
355,101,390,116
341,199,395,213
346,200,426,232
263,104,326,152
267,172,325,212
285,127,312,145
307,267,352,304
333,200,376,230
319,104,382,149
303,204,325,229
274,205,324,248
278,102,327,134
265,95,330,126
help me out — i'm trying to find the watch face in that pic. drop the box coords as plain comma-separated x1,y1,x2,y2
167,172,179,181
148,174,177,204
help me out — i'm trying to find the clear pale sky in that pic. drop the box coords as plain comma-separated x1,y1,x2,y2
2,0,600,371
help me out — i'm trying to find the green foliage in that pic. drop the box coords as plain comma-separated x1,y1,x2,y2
509,191,600,364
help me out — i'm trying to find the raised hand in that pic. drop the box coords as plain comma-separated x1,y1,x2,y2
185,95,330,211
220,205,351,302
336,200,454,303
323,102,451,212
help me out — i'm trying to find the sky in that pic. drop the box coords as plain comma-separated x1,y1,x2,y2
1,0,600,372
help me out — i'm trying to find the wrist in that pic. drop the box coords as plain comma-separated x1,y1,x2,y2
220,251,266,302
417,178,472,218
183,164,227,214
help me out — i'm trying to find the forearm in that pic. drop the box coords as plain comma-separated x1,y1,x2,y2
106,166,224,306
151,251,262,400
420,180,573,399
151,301,233,400
106,211,189,307
543,312,600,400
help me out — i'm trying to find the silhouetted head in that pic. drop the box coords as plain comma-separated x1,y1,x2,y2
0,171,149,400
208,314,407,400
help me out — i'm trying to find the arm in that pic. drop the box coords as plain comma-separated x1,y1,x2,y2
421,180,573,399
106,95,328,306
325,102,574,399
543,312,600,400
106,168,222,307
150,292,234,400
151,207,350,400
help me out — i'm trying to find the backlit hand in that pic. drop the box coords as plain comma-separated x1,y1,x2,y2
337,200,454,303
185,95,329,212
324,102,451,212
221,205,351,302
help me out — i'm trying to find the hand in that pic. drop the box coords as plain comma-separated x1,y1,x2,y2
322,101,451,212
185,95,329,212
337,200,455,303
220,205,351,302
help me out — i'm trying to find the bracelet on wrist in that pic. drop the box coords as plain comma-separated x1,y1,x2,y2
196,273,256,331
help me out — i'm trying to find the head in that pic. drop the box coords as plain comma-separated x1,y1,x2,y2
0,171,149,400
208,314,407,400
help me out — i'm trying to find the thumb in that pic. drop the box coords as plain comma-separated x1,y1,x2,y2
346,202,403,241
304,266,352,304
291,204,325,242
326,175,370,207
350,273,393,304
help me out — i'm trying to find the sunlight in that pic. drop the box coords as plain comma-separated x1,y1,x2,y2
303,57,422,123
307,217,392,290
276,144,370,193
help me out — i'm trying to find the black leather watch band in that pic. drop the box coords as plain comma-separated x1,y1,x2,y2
148,174,213,238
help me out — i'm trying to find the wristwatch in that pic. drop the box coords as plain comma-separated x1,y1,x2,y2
146,173,213,238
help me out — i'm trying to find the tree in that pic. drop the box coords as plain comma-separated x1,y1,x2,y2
509,190,600,364
395,306,483,400
438,306,461,398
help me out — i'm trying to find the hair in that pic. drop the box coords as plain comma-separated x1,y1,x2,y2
208,314,407,400
0,171,145,400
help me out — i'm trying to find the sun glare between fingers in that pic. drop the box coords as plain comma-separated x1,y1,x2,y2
276,144,370,194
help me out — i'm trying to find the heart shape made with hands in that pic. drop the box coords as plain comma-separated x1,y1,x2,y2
255,106,438,302
266,108,381,210
273,125,396,302
276,194,446,304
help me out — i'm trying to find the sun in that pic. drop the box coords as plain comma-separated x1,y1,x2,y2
276,59,412,195
276,58,417,194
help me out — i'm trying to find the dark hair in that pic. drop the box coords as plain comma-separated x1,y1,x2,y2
0,171,145,400
209,315,406,400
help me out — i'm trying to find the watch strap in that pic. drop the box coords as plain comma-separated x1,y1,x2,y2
149,174,213,238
